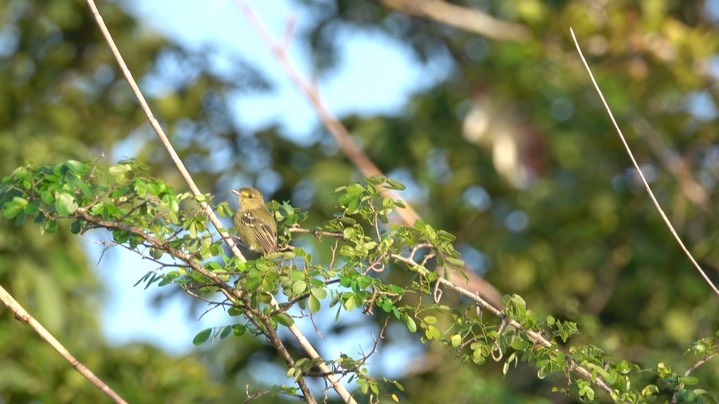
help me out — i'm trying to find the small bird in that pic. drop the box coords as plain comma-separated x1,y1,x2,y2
232,187,278,256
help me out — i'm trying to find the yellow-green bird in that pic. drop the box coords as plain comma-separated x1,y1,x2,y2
232,187,278,255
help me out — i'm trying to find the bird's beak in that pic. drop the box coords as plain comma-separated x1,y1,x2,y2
231,189,240,196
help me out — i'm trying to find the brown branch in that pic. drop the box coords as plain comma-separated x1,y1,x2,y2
380,0,530,42
0,284,128,403
683,352,718,378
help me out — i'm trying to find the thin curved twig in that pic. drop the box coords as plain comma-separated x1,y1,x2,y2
570,27,719,297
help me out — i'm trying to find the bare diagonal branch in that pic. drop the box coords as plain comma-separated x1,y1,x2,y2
85,0,245,263
0,285,128,403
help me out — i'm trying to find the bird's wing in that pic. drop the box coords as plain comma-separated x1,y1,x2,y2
255,221,278,254
240,212,277,254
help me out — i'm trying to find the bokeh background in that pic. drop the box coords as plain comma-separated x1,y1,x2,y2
2,0,719,401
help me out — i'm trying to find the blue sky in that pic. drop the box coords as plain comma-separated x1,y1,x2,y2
95,0,448,355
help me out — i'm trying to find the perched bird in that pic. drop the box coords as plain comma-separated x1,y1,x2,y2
232,187,278,256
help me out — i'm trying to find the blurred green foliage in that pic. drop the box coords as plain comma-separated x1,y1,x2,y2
3,0,719,402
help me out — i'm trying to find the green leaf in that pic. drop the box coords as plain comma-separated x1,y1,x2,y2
678,376,698,385
291,280,307,295
3,197,27,219
385,178,406,190
150,248,164,259
502,352,519,375
40,191,54,205
67,172,93,198
54,193,78,216
308,295,321,312
405,315,417,333
70,220,82,234
472,348,486,365
133,179,147,198
158,272,179,287
342,293,356,311
43,219,57,233
274,313,294,327
24,201,39,215
656,362,672,378
64,160,89,176
449,334,462,347
310,287,327,299
109,163,131,183
192,328,212,345
641,385,659,397
511,338,530,351
425,325,441,340
338,216,356,225
216,202,233,217
232,324,246,335
423,315,437,324
228,307,244,317
147,182,164,196
444,256,465,267
245,276,261,292
14,210,26,226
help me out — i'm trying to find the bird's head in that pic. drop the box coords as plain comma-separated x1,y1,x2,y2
232,187,265,207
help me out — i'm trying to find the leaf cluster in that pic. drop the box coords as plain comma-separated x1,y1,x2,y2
2,161,718,402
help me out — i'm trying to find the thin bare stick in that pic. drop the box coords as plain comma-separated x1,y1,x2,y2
236,0,503,309
85,0,245,263
0,284,127,403
570,28,719,297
